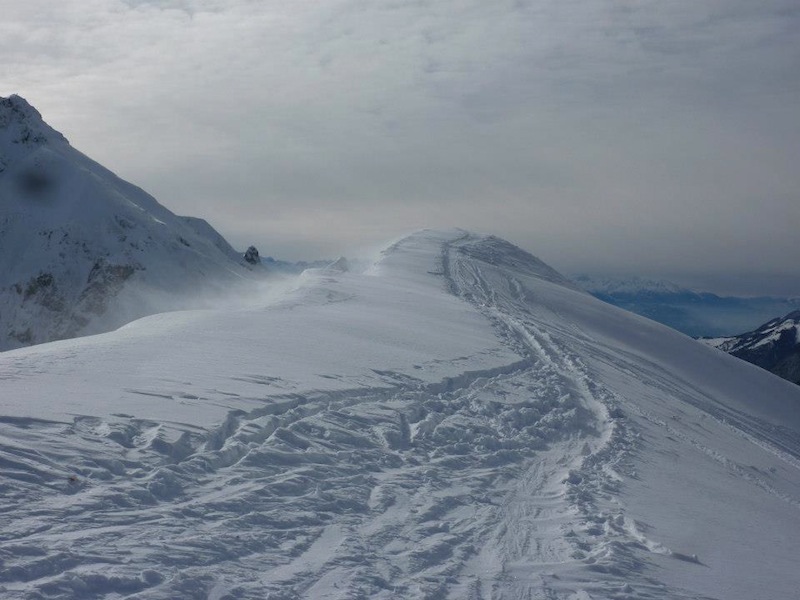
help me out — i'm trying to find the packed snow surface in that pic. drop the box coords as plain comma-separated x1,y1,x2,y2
1,230,799,599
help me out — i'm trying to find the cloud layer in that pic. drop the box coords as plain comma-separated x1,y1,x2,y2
2,0,799,294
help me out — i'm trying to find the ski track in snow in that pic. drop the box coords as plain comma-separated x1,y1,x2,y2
442,235,684,600
1,232,799,599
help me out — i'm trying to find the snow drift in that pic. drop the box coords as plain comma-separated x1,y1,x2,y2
0,229,799,599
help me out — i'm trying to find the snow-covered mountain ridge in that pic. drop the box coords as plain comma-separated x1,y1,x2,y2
573,274,800,337
702,310,800,385
0,94,260,351
1,229,799,599
572,275,690,296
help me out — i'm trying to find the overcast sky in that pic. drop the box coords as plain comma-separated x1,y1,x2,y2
2,0,799,295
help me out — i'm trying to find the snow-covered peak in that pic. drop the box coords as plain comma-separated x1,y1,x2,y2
699,310,800,385
706,310,800,351
0,94,66,154
1,94,42,119
0,95,48,132
326,256,350,272
752,310,800,344
371,229,575,291
0,96,261,350
454,232,573,286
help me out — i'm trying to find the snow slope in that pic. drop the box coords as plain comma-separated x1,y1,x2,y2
0,95,260,351
1,230,799,599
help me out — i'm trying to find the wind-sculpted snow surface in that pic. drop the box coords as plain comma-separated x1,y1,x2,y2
1,230,799,599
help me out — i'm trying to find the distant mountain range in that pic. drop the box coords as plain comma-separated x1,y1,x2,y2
700,311,800,386
0,95,265,351
573,275,800,338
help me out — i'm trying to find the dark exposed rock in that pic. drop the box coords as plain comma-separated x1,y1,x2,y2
78,261,138,316
10,328,32,344
24,273,54,300
21,273,64,312
244,246,261,265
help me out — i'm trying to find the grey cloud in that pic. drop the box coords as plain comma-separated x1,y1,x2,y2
1,0,798,294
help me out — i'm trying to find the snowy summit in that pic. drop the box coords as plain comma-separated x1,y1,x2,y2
1,227,799,599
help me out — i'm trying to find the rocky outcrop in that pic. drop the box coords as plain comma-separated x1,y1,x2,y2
244,246,261,265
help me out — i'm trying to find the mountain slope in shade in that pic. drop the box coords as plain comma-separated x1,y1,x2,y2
0,230,799,600
0,95,260,350
573,274,800,337
702,310,800,385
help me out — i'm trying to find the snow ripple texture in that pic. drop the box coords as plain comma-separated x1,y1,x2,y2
1,230,800,599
